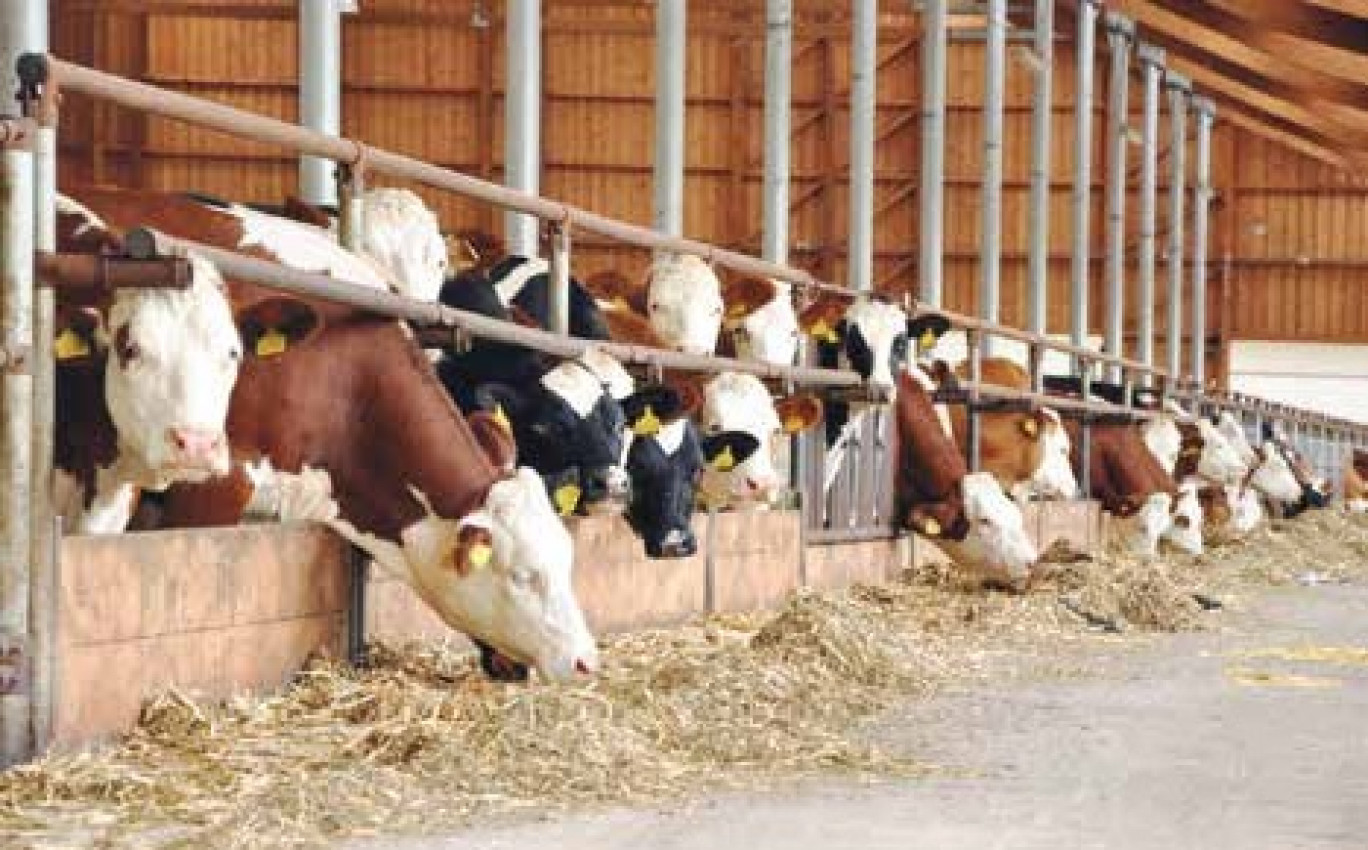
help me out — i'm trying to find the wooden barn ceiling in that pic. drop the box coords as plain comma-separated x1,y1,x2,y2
1026,0,1368,172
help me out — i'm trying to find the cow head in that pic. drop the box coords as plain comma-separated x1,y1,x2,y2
1111,491,1174,558
722,276,799,366
1026,408,1079,500
646,253,724,355
698,372,822,506
1247,440,1303,504
101,254,242,489
911,472,1038,588
1190,417,1247,485
1162,482,1204,555
357,188,448,303
802,297,951,392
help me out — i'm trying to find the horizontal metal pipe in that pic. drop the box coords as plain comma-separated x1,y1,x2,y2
128,227,868,393
34,252,193,298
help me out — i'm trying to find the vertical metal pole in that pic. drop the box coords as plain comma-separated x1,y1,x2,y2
0,134,34,766
506,0,542,255
1069,0,1099,373
850,0,877,294
1026,0,1054,337
979,0,1007,356
967,328,983,473
549,224,572,335
919,0,947,306
1102,14,1133,382
1165,72,1191,385
654,0,686,238
762,0,793,266
1136,44,1163,382
1190,96,1215,390
336,165,365,251
298,0,341,206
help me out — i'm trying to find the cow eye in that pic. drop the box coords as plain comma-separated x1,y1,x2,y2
119,337,141,363
649,302,663,312
229,346,243,362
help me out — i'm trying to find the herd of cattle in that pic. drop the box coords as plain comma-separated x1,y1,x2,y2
45,184,1361,682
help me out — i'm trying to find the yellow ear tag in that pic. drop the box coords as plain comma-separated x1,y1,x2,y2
554,483,582,517
809,320,839,344
784,415,806,435
492,404,513,435
710,445,736,472
727,302,749,319
54,328,91,360
921,517,941,537
613,296,631,310
632,405,662,437
466,542,493,569
1020,417,1039,438
256,329,288,358
918,328,939,351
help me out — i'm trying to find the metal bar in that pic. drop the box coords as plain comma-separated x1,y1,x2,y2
1136,44,1163,381
762,0,792,265
654,0,686,238
506,0,542,256
1191,96,1215,388
33,253,193,297
980,0,1007,355
1069,0,1099,370
1026,0,1054,336
919,0,948,306
967,328,983,471
1165,72,1191,384
1102,14,1133,383
0,138,34,766
336,163,365,252
548,223,571,335
126,227,869,393
848,0,876,293
298,0,341,206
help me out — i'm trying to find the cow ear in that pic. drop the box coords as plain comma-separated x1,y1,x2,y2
721,275,778,320
797,297,850,343
236,297,320,359
582,269,646,313
906,312,951,354
775,393,824,434
54,306,103,361
282,195,335,229
701,431,760,471
623,383,686,427
467,409,518,472
448,228,504,273
542,468,582,517
452,523,495,576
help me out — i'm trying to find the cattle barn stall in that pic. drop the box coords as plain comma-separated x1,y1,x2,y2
0,1,1363,764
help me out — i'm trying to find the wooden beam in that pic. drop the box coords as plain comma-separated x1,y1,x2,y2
1210,0,1368,58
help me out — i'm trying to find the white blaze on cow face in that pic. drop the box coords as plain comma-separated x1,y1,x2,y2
699,371,784,504
1113,492,1172,558
356,188,448,303
1142,415,1183,475
936,471,1038,585
1193,418,1246,486
1229,485,1265,532
1163,483,1204,555
733,282,800,366
1215,411,1257,466
336,468,597,681
102,254,241,489
646,253,724,355
1030,408,1079,499
844,299,909,391
1249,439,1303,504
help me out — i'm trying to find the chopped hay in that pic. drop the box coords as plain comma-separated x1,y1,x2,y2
2,510,1367,848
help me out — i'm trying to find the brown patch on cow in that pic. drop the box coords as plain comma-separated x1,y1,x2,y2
1198,485,1233,528
508,304,542,330
720,275,778,321
600,303,669,348
1173,420,1205,480
1060,418,1178,517
946,357,1048,495
281,196,335,229
149,459,257,528
775,393,823,434
236,297,322,358
665,379,706,420
453,524,495,576
894,369,970,540
582,269,647,315
55,351,119,509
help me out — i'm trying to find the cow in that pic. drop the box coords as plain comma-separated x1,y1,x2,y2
52,195,243,534
66,185,598,682
893,364,1038,589
1346,449,1368,513
1260,421,1331,517
1211,410,1303,533
1141,401,1246,488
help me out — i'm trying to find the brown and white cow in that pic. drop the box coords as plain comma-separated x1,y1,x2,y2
1346,449,1368,513
53,195,243,533
67,185,597,681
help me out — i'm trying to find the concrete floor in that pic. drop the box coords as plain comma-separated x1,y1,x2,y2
348,584,1368,850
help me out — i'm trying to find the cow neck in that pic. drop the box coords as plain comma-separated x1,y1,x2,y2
894,370,967,504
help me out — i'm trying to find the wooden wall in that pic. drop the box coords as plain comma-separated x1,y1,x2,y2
52,0,1368,381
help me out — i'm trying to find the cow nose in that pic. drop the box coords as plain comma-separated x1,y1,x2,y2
574,658,593,675
168,427,223,461
580,467,611,502
657,529,697,559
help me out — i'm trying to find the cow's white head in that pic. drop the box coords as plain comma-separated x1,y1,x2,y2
101,254,241,489
1113,492,1173,558
390,468,597,682
1228,485,1265,533
842,299,911,392
358,188,448,303
1162,483,1204,555
1030,408,1079,499
1215,411,1257,466
1192,418,1246,486
934,471,1038,586
697,371,820,505
728,280,799,366
1249,439,1303,504
646,253,724,355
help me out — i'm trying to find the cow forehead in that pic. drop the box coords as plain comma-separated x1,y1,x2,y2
703,373,780,434
650,254,722,303
108,255,237,353
578,349,635,399
960,471,1020,525
846,300,907,348
650,417,690,456
541,361,614,419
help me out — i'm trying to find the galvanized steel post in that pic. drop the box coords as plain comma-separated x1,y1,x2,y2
849,0,877,293
1164,72,1191,386
979,0,1007,356
0,126,34,766
549,224,572,335
653,0,686,239
762,0,792,266
298,0,342,206
1069,0,1099,372
1102,14,1133,382
1190,96,1215,389
1026,0,1054,337
506,0,542,256
1135,44,1163,381
919,0,948,307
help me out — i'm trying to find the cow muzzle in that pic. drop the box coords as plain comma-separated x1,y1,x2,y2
163,427,229,476
648,528,697,559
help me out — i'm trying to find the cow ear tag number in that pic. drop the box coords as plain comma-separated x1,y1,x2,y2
710,445,736,472
54,328,91,360
632,405,662,437
554,483,582,516
256,329,289,357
